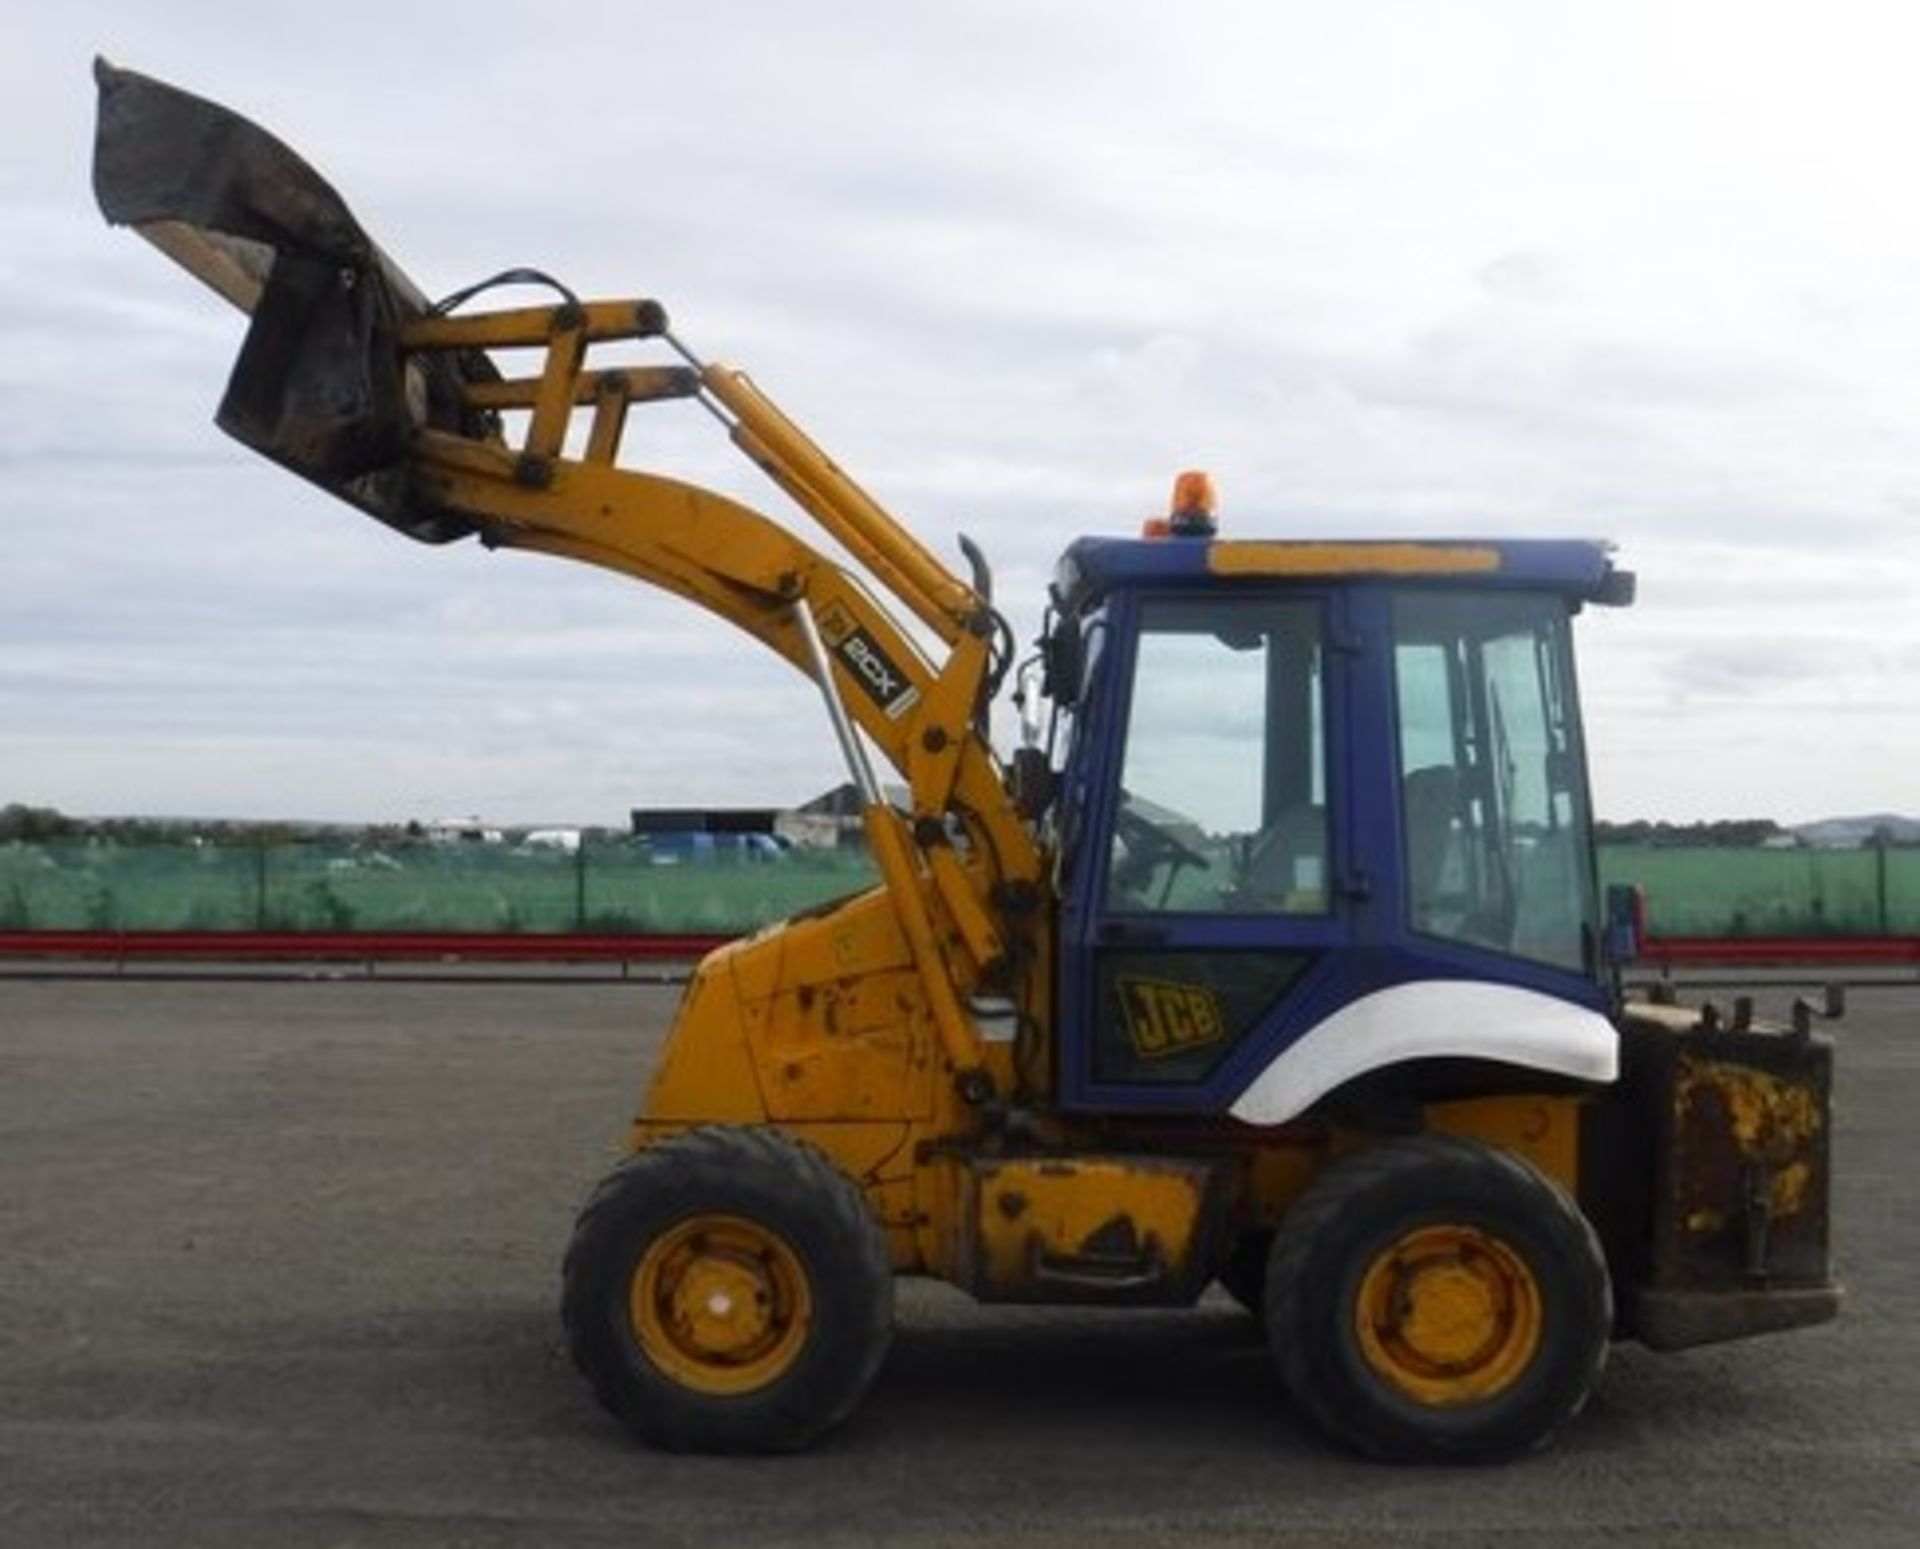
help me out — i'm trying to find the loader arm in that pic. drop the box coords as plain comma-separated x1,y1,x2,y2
92,61,1042,1092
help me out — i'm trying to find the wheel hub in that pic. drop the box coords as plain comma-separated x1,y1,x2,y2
671,1255,774,1357
1355,1224,1542,1406
629,1214,812,1395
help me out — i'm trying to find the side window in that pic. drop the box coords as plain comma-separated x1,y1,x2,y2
1391,591,1594,972
1105,597,1327,915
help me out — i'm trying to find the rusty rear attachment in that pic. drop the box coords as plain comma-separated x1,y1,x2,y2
1595,989,1841,1349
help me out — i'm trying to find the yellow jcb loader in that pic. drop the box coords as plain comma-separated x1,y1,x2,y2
93,61,1839,1462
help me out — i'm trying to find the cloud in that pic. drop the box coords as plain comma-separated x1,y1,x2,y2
6,1,1920,824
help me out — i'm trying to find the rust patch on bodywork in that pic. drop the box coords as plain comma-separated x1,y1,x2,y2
950,1154,1229,1305
1675,1058,1823,1224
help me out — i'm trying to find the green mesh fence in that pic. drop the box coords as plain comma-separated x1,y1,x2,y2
5,838,1919,937
0,839,877,935
1598,846,1920,936
1889,849,1920,935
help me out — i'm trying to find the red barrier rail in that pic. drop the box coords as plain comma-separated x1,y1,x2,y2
1639,935,1920,967
4,929,1919,968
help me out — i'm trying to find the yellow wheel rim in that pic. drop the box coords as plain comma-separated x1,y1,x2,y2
629,1214,812,1396
1354,1224,1543,1406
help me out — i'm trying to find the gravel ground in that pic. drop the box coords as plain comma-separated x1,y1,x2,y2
0,976,1913,1548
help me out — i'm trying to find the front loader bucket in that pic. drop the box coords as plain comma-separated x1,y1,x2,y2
91,59,480,544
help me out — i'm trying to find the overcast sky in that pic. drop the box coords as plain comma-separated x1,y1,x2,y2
5,1,1920,826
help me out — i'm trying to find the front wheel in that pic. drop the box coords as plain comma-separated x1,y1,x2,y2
1265,1133,1610,1463
561,1126,893,1453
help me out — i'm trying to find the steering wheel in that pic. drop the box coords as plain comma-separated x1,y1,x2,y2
1111,799,1211,903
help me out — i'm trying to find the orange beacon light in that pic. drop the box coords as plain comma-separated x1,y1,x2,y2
1143,470,1219,539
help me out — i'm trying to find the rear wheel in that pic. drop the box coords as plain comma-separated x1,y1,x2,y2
562,1126,893,1453
1265,1133,1610,1462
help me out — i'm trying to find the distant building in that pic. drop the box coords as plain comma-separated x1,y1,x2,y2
630,806,781,838
423,816,504,845
788,783,913,849
627,807,793,865
420,790,930,857
521,828,582,853
626,788,915,855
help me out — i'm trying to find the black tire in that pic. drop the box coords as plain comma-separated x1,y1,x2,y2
1217,1231,1273,1316
1265,1133,1610,1463
561,1125,893,1453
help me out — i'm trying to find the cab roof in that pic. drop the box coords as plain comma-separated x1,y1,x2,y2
1054,535,1633,615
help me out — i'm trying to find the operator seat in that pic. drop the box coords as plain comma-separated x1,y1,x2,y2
1237,804,1328,912
1402,765,1459,930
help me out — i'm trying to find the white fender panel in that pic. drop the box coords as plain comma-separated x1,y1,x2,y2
1226,979,1619,1128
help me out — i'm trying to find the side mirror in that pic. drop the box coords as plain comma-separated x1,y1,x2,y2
1042,622,1084,709
1604,883,1645,967
1010,747,1058,822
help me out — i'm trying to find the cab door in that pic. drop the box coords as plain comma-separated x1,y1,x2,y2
1057,588,1363,1112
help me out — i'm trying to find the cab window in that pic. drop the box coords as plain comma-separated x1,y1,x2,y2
1105,597,1327,915
1391,590,1595,972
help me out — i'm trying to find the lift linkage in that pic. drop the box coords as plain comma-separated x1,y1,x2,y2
395,296,1035,1089
91,59,1039,1095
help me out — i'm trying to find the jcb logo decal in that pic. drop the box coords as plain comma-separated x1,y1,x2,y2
1118,976,1226,1060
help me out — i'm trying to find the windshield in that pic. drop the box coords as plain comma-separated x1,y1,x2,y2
1391,590,1596,974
